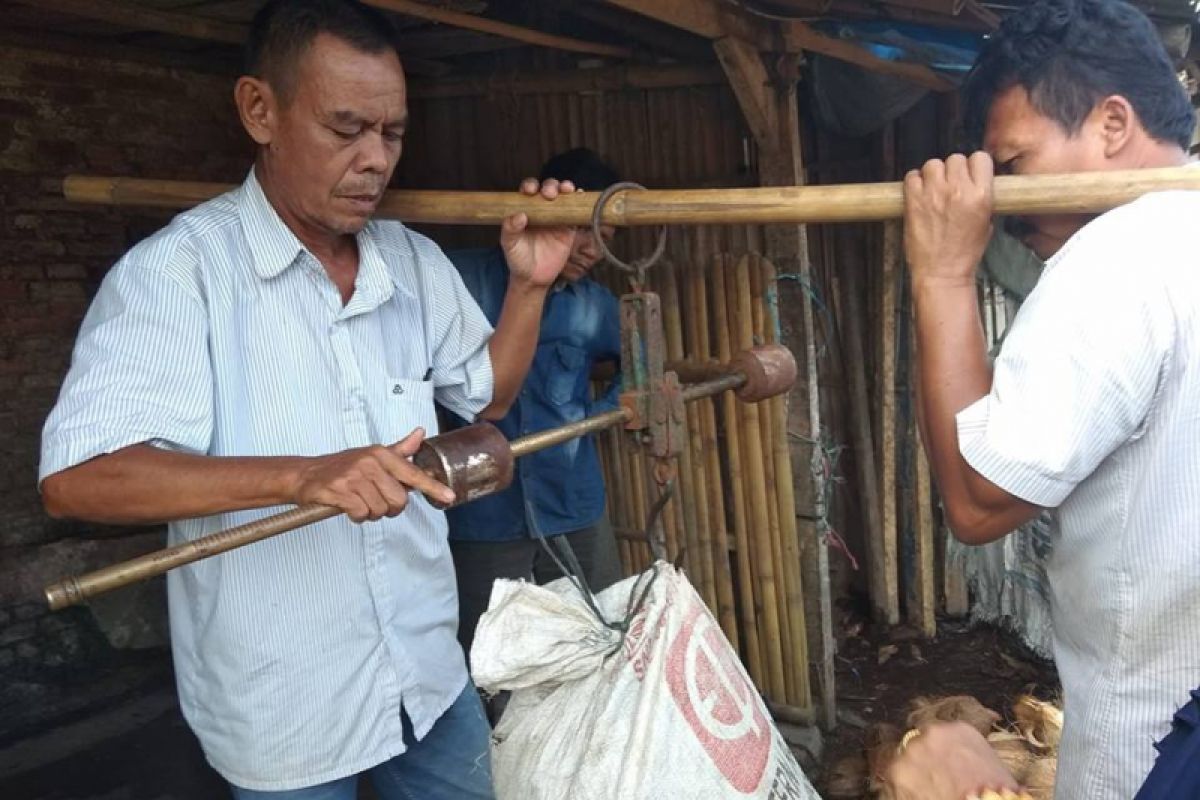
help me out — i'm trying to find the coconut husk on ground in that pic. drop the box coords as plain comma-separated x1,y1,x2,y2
862,693,1062,800
1013,694,1063,753
906,695,1002,736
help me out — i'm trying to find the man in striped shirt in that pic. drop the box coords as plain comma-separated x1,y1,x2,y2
888,0,1199,798
37,1,576,798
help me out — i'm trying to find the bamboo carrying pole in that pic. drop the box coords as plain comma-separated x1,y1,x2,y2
62,167,1200,226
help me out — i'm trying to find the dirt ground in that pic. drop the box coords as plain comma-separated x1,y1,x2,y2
816,606,1060,799
0,615,1057,800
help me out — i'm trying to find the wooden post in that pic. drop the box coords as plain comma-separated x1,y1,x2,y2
910,373,937,636
875,122,902,627
876,218,901,626
839,224,890,627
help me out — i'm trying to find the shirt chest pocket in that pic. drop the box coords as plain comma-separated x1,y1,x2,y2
539,343,586,406
375,377,439,445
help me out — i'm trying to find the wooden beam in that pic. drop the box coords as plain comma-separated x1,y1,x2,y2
12,0,247,45
737,0,993,32
603,0,954,90
395,29,524,59
713,37,778,153
962,0,1002,30
567,4,713,63
0,26,240,76
602,0,775,50
603,0,724,38
782,22,955,92
407,63,725,98
876,0,966,17
364,0,634,59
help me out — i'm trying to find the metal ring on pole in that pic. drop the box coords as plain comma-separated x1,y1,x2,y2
590,181,668,282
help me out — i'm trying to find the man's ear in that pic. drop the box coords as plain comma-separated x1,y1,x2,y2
1094,95,1137,160
234,76,277,146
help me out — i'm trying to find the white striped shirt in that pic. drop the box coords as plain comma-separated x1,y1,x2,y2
40,170,494,791
956,185,1200,799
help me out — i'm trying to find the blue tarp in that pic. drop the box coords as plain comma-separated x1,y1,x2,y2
812,20,984,74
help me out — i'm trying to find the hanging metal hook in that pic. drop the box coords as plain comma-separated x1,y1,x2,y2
590,181,668,290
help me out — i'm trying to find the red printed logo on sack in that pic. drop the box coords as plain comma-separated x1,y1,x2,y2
666,599,771,792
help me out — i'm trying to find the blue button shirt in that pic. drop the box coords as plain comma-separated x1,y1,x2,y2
444,247,621,540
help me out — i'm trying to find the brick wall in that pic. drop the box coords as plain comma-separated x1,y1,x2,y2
0,41,250,698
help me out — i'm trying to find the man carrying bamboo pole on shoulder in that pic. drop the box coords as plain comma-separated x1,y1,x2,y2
35,1,577,798
889,0,1200,798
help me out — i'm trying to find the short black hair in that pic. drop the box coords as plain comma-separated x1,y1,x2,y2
962,0,1194,151
538,148,621,191
245,0,398,102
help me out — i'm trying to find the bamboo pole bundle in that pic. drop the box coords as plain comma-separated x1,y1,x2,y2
597,428,627,575
759,255,813,710
728,257,771,680
689,251,738,648
682,260,720,615
617,433,647,573
731,254,787,701
748,255,795,703
712,254,764,686
630,438,655,572
606,427,637,575
659,261,701,582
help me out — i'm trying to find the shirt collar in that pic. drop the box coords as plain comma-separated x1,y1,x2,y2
235,169,406,306
237,168,307,280
343,229,399,316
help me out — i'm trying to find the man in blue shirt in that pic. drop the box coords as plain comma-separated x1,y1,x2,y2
446,148,624,662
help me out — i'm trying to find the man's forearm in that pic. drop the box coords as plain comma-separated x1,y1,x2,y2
912,279,1034,541
480,280,549,419
912,279,992,489
42,444,305,525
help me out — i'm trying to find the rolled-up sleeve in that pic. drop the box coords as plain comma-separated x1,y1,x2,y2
955,219,1174,508
425,248,495,421
39,263,213,483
